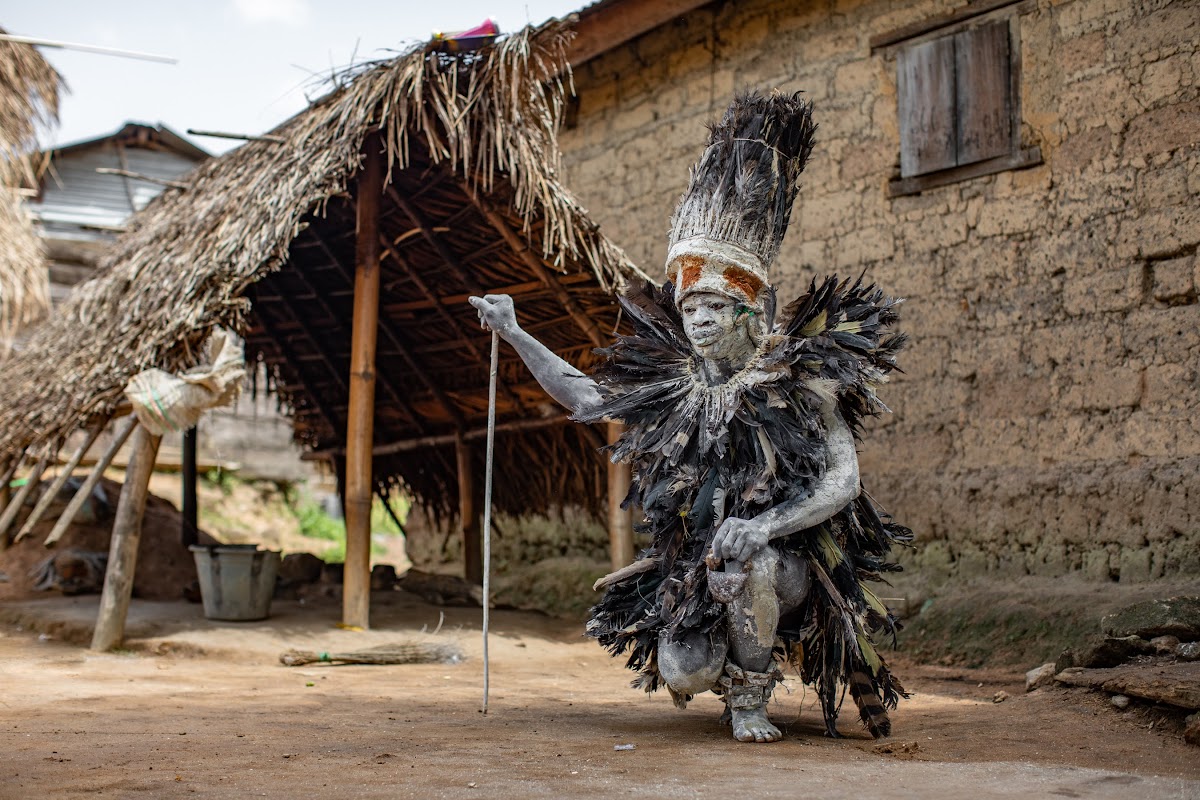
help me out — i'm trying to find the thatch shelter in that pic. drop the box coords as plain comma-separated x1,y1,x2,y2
0,26,60,351
0,18,645,640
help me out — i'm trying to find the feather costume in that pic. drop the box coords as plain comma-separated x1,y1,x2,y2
578,275,912,738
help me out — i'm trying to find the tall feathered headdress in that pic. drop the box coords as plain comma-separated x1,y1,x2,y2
666,90,816,308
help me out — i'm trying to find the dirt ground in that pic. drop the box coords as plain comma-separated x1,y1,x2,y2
1,592,1198,799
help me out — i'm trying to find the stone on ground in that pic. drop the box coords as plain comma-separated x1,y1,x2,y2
1026,663,1056,692
1101,597,1200,641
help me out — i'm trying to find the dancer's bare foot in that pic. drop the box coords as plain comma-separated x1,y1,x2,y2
731,705,782,743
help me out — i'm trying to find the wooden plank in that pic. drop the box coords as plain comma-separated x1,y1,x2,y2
90,425,162,651
870,0,1030,52
898,35,958,178
1055,662,1200,710
343,139,384,631
457,438,483,586
955,20,1012,165
569,0,716,67
888,145,1041,196
606,421,634,570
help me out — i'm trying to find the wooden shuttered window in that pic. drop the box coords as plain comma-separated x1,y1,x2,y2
897,20,1013,178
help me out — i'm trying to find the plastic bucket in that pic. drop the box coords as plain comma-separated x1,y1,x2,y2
189,544,281,621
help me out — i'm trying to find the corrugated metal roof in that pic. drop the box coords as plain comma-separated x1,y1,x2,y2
30,125,207,243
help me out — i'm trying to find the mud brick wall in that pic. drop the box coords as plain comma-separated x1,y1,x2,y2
558,0,1200,580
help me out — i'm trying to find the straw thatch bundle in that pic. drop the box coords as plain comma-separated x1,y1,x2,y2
0,27,60,351
0,18,642,519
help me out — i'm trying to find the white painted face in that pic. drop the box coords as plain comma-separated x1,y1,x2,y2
680,291,752,362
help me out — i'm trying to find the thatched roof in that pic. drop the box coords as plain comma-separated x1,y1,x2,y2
0,19,644,520
0,27,59,351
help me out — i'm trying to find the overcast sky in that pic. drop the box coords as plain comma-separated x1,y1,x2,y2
3,0,586,154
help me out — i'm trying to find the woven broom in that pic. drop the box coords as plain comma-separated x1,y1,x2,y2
279,642,462,666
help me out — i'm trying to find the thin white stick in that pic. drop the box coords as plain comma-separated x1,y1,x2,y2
0,34,176,64
481,330,499,715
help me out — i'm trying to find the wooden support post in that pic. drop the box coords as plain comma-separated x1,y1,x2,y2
45,417,137,547
0,447,51,544
90,425,161,651
456,437,483,585
0,454,22,520
181,427,198,548
606,421,634,570
15,422,105,543
343,137,384,630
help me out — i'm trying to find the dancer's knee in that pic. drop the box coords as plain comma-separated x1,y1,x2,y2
658,631,728,694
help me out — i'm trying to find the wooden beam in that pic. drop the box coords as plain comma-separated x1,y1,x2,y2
45,417,137,547
0,454,21,523
569,0,716,67
606,421,635,570
0,446,52,542
304,415,573,459
316,224,467,431
252,312,344,441
266,292,350,395
887,146,1041,197
378,235,529,415
15,422,105,543
383,273,596,314
90,424,161,651
387,186,485,296
456,438,483,586
462,186,607,349
186,128,285,144
95,166,188,191
297,230,421,424
343,138,384,631
869,0,1032,52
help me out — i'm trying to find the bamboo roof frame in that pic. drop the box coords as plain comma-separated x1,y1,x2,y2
0,19,645,521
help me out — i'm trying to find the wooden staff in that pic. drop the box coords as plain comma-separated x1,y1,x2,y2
14,422,105,543
481,330,499,715
45,417,136,547
0,446,52,541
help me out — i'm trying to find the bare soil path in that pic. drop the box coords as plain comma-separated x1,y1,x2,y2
1,593,1197,799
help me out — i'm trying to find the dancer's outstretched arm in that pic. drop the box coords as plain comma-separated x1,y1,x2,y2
469,294,603,417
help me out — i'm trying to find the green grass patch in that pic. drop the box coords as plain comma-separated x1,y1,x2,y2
283,487,409,564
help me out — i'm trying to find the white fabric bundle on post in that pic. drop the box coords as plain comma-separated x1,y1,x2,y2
124,329,246,436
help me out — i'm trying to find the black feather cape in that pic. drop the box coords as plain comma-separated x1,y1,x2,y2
576,276,912,737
